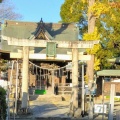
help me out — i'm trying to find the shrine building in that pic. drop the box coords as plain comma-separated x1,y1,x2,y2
0,19,81,90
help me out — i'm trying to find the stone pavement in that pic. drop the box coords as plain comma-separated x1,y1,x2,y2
30,100,70,118
29,96,110,120
28,88,72,120
29,86,70,118
10,100,70,120
10,97,120,120
10,86,120,120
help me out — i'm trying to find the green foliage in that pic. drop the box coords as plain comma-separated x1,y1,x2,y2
105,95,120,101
0,86,7,120
60,0,120,69
60,0,88,40
96,1,120,69
60,0,84,23
0,59,8,72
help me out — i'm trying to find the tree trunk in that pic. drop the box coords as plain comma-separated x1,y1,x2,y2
88,0,96,33
87,0,95,119
87,0,95,81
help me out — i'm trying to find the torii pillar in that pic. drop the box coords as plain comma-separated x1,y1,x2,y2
72,48,78,109
21,46,29,109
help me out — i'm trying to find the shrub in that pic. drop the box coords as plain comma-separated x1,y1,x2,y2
0,86,7,120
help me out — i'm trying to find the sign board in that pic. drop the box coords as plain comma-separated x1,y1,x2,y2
46,42,56,57
94,104,107,113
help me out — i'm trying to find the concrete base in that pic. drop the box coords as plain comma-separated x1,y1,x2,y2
73,108,81,118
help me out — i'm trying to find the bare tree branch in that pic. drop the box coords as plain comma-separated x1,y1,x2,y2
0,0,22,22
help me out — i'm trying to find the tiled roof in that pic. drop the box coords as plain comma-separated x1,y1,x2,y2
0,20,80,54
97,70,120,76
2,20,79,41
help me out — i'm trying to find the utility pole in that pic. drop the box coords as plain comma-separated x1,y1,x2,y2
88,0,96,119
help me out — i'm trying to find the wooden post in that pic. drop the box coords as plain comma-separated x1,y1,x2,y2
21,46,29,109
108,84,115,120
102,78,105,120
72,48,78,110
52,70,55,94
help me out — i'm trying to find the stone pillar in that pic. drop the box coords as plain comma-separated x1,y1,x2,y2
72,48,78,109
21,46,29,108
88,55,94,119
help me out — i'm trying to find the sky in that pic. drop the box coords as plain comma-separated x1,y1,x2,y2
11,0,64,23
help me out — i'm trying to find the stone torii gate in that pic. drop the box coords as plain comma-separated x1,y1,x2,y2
2,35,99,111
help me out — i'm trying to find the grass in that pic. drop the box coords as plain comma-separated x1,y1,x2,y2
105,95,120,101
35,89,46,95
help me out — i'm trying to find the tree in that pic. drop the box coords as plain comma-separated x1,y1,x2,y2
60,0,120,118
0,0,22,77
0,0,3,3
60,0,120,69
60,0,85,22
83,0,120,69
60,0,96,81
61,1,96,119
0,0,22,22
0,86,7,120
60,0,88,40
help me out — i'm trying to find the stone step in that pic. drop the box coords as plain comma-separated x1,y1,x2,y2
10,118,31,120
35,117,71,120
10,115,33,120
29,94,62,102
11,117,71,120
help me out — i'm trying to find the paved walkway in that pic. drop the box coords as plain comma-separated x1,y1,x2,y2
10,97,120,120
10,87,120,119
28,87,120,120
28,87,71,119
30,101,70,118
